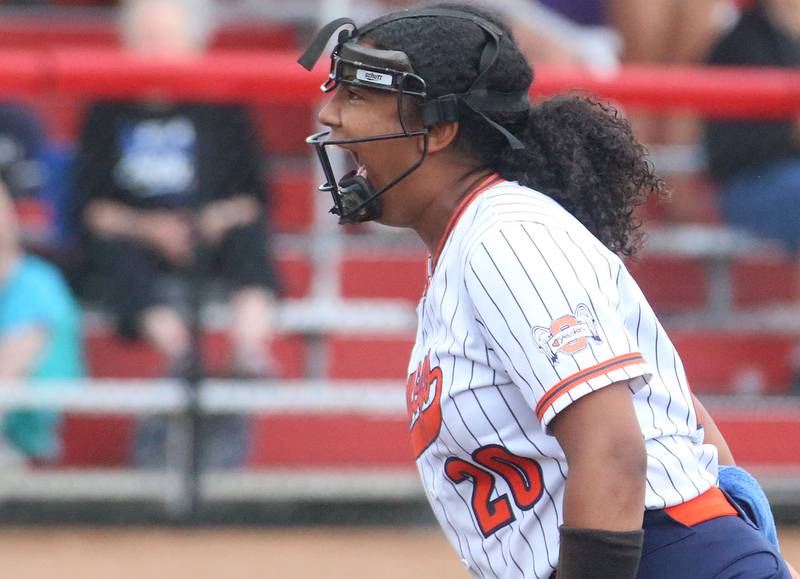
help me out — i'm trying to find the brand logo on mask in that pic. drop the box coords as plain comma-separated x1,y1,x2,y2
356,69,393,86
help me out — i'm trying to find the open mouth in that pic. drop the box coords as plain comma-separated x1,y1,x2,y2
349,150,368,180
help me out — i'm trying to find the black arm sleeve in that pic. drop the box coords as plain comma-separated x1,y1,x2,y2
556,526,644,579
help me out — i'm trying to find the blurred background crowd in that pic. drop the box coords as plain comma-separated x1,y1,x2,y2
0,0,798,530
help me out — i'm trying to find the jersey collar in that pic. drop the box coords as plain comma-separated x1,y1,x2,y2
430,173,503,272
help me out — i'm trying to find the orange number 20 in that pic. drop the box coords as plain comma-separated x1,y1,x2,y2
445,445,544,537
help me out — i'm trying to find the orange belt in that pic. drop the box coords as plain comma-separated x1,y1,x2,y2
664,486,738,527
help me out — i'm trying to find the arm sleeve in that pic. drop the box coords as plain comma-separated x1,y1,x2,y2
0,263,70,337
464,223,651,431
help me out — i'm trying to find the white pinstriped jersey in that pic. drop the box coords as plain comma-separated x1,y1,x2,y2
405,175,720,579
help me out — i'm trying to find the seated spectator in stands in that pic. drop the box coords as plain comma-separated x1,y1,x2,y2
371,0,620,69
483,0,728,74
705,0,800,252
498,0,620,70
0,179,85,466
70,0,280,468
706,0,800,397
609,0,728,68
0,102,47,201
0,102,59,250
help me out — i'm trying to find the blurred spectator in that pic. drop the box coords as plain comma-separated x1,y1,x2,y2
705,0,800,396
373,0,618,70
0,179,85,466
481,0,729,74
0,102,47,201
70,0,280,468
705,0,800,252
609,0,728,68
609,0,732,147
500,0,619,70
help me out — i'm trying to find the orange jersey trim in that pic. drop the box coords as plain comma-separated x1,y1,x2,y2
664,486,737,527
431,173,503,272
535,352,646,422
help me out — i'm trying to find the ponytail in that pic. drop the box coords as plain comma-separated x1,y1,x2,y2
500,95,666,257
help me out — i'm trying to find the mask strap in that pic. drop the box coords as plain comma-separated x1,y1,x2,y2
356,7,503,38
460,97,526,150
298,17,357,71
420,89,529,149
469,32,500,93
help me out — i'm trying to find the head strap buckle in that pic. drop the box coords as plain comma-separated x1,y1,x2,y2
421,94,460,126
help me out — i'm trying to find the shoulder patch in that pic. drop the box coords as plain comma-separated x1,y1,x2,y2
533,304,602,364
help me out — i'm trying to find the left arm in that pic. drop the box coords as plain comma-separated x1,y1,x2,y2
0,326,48,380
692,393,735,466
551,380,647,579
552,380,647,531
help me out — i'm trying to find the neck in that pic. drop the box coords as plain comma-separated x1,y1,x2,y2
410,162,494,255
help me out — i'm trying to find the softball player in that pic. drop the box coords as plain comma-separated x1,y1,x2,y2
299,3,796,578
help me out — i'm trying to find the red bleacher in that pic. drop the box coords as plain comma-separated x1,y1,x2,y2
326,335,415,380
628,257,709,313
255,103,315,155
0,17,297,51
340,250,427,302
275,251,312,298
337,249,800,314
733,257,800,308
85,328,306,380
271,171,315,233
716,409,800,468
59,413,132,467
672,330,796,395
249,414,414,468
72,329,307,467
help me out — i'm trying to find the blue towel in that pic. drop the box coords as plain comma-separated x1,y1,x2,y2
718,465,780,549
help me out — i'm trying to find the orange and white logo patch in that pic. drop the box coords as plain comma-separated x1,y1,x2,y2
533,304,602,364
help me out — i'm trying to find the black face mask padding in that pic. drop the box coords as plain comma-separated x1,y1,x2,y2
337,171,382,221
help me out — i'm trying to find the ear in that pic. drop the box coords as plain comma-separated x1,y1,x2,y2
420,121,459,154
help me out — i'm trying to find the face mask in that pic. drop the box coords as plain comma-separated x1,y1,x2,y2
298,7,529,224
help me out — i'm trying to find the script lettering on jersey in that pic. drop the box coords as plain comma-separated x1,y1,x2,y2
406,353,443,458
532,303,602,364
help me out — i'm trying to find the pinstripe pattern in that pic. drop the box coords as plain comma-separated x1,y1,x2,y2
406,180,719,579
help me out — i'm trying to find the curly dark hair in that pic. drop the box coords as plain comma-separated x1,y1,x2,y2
361,2,666,256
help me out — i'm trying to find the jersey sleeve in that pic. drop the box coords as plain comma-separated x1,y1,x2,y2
0,261,75,337
464,222,651,432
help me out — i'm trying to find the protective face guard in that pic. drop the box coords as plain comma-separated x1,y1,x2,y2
298,8,531,224
306,42,430,224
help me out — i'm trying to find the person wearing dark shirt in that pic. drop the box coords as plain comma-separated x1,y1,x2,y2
71,0,280,468
705,0,800,251
73,100,279,370
0,102,47,200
